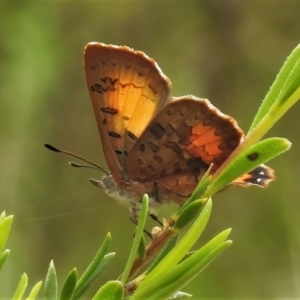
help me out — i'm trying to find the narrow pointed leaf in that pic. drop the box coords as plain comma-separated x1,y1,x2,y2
121,194,149,285
139,241,231,300
133,229,231,300
173,200,204,230
133,230,231,300
137,235,146,260
0,215,13,254
44,261,57,300
178,251,196,264
169,291,192,299
71,232,113,299
60,268,77,300
0,212,6,224
146,236,178,275
12,273,28,300
25,281,43,300
139,199,212,287
92,280,123,300
0,249,10,272
92,280,124,300
249,44,300,131
72,252,115,299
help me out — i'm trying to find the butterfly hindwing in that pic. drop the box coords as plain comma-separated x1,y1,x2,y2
127,95,275,197
127,96,243,182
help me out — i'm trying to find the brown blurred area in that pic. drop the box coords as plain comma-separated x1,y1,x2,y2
1,1,300,298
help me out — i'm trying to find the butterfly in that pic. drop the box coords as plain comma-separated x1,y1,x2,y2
84,42,275,214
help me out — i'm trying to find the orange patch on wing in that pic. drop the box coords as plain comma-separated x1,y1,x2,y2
186,124,223,163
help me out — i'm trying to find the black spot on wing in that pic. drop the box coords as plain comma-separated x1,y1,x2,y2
150,122,166,139
154,155,164,164
126,130,138,141
109,131,121,138
163,141,182,154
148,141,159,153
101,107,119,115
148,164,157,172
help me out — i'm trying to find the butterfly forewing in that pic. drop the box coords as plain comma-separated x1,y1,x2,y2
85,43,171,176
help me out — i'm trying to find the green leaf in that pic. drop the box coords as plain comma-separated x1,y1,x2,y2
132,236,179,287
60,268,77,300
169,291,192,299
249,44,300,132
137,241,231,300
146,236,178,275
276,61,300,108
44,260,57,300
92,280,123,300
71,232,113,299
121,194,149,284
133,230,231,300
72,251,115,299
0,249,10,272
25,281,43,300
12,273,28,300
178,251,196,264
206,137,291,196
0,215,13,254
0,211,6,224
137,199,212,289
173,200,204,231
227,45,300,157
137,235,146,260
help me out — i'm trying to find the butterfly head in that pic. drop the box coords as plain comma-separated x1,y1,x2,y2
89,174,139,207
89,174,116,192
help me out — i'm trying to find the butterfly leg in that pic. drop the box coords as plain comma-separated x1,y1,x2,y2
149,212,163,226
146,182,163,227
129,206,153,240
129,205,139,224
129,215,153,240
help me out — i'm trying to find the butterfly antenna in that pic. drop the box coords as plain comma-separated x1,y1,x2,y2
44,143,109,175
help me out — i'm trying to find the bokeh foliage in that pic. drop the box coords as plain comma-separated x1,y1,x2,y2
1,1,300,298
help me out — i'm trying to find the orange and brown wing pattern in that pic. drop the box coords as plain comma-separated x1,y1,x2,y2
127,95,274,199
84,43,171,177
127,96,243,182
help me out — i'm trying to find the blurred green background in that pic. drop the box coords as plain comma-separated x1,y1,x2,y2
1,1,300,299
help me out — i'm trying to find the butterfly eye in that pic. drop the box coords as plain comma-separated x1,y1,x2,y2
102,175,116,188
